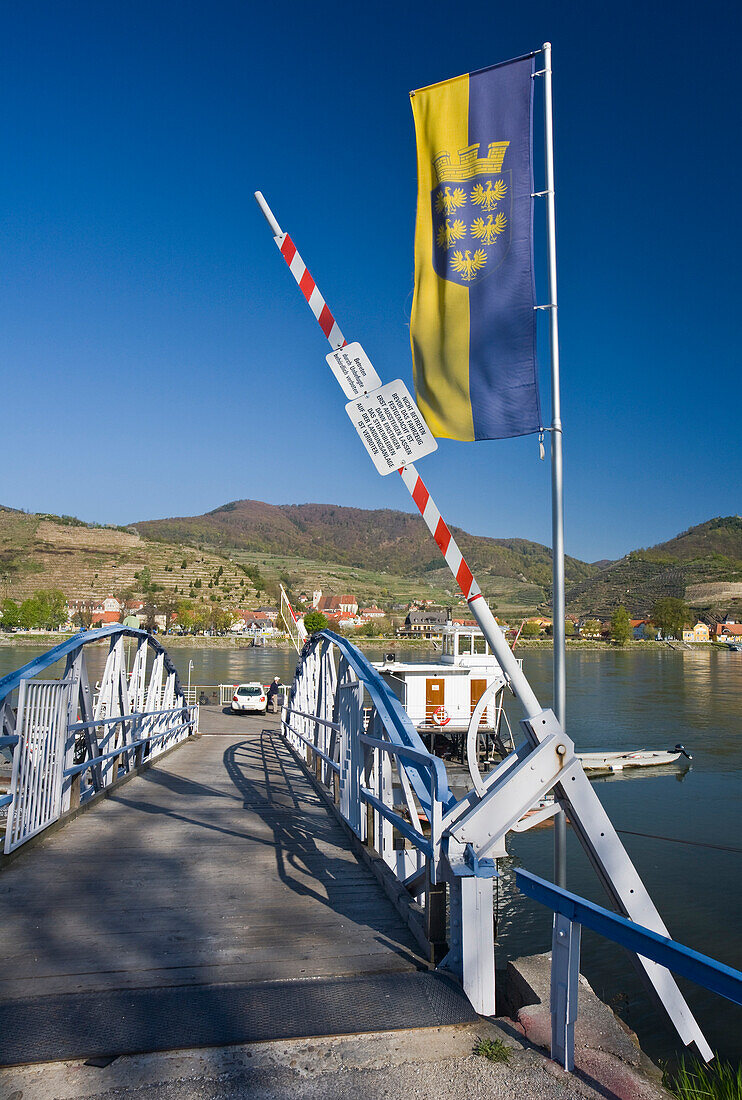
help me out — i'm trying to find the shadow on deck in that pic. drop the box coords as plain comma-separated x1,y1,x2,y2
0,712,476,1065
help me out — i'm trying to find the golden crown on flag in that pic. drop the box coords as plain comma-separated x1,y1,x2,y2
434,141,510,184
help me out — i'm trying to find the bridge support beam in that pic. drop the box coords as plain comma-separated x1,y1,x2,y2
461,876,496,1016
444,872,496,1017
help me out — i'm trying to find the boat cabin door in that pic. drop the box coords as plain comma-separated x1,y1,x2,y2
470,678,487,725
425,678,444,724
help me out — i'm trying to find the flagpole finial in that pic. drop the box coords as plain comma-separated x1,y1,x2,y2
542,41,551,50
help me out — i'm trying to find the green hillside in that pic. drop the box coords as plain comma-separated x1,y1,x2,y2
4,500,739,623
0,506,260,607
134,498,597,613
565,516,742,617
135,500,594,584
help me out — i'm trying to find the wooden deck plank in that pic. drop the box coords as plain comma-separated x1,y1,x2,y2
0,719,423,1010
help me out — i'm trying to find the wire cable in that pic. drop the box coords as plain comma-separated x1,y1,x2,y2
616,828,742,855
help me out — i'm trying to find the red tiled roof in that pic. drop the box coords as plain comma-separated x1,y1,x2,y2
318,596,341,612
92,610,120,624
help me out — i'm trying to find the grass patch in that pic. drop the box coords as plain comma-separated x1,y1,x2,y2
662,1054,742,1100
472,1036,510,1064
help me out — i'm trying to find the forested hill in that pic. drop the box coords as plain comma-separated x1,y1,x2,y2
134,499,596,590
564,516,742,617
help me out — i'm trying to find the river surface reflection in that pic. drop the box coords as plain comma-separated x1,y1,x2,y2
1,641,740,1064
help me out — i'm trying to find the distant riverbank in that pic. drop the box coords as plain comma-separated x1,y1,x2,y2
0,630,720,653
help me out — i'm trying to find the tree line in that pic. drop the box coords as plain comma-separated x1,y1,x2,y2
1,589,67,631
517,598,694,646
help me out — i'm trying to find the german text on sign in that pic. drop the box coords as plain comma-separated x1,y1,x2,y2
326,342,382,398
345,380,438,475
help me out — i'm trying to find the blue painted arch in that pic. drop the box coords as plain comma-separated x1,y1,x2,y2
0,625,184,705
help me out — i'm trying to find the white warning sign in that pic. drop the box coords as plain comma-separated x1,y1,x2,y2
326,342,382,398
345,380,438,476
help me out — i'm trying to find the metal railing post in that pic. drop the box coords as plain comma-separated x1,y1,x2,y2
551,913,581,1070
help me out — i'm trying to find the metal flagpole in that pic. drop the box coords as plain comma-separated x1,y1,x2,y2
541,42,567,888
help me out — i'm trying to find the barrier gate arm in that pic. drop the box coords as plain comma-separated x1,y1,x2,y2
254,192,712,1062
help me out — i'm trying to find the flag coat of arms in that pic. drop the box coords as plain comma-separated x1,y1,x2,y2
410,55,541,441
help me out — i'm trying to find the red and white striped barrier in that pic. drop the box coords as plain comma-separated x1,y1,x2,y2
254,191,481,609
276,235,346,351
398,466,481,603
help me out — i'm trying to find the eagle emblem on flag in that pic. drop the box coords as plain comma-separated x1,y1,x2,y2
431,141,512,287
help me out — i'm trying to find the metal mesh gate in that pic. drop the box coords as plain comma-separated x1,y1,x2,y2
5,677,72,853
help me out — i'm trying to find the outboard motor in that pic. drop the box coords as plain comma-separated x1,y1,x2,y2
672,742,692,760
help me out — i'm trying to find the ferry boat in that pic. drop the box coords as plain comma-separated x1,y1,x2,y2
374,622,516,758
374,623,692,786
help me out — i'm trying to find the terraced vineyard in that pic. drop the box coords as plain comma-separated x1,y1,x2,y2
3,501,739,623
565,517,742,617
0,508,257,606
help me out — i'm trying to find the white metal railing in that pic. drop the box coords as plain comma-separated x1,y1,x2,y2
283,702,443,881
3,678,72,852
280,629,716,1066
281,632,455,957
0,626,199,854
3,699,199,854
220,683,237,706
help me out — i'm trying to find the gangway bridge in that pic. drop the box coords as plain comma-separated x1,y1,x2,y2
0,625,739,1074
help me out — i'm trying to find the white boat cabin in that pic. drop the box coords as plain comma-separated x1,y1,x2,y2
374,625,511,734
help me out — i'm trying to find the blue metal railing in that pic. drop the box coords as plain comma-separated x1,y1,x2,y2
281,704,441,861
62,708,197,778
0,627,195,853
312,631,456,820
516,868,742,1008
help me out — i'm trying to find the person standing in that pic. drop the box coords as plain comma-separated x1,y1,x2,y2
267,677,281,713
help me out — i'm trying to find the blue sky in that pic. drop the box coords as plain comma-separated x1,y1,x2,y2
1,1,739,562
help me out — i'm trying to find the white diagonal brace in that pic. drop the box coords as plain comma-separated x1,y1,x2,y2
447,733,578,859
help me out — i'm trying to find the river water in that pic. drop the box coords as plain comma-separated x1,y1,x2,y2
1,641,740,1066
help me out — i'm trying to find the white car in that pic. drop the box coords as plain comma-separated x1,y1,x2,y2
231,682,267,714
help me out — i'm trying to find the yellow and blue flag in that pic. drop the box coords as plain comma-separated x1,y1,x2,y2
410,55,541,441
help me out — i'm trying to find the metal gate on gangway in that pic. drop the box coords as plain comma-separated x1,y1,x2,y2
0,625,199,856
5,677,73,853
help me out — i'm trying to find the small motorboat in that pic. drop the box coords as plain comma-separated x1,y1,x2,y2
577,744,692,773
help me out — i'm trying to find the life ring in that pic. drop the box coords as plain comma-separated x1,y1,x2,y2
432,706,450,727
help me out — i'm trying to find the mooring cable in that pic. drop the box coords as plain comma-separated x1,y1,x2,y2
616,828,742,855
